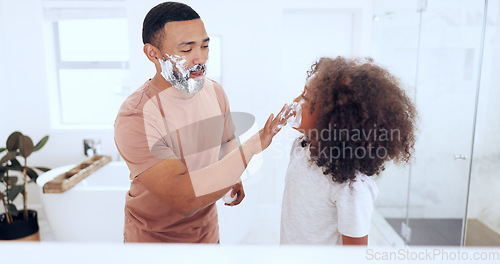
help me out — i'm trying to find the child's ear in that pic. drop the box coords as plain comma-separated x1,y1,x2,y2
143,43,161,63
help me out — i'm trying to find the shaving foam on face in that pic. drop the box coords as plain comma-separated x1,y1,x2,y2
280,103,292,121
159,54,206,94
287,100,303,128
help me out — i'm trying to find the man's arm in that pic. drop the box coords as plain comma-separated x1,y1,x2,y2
219,138,238,160
137,154,240,217
138,108,288,217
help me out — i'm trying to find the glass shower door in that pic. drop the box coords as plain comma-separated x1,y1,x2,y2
465,0,500,247
370,0,420,246
372,0,487,246
404,0,486,246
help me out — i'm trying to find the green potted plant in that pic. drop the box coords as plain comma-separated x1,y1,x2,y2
0,131,49,241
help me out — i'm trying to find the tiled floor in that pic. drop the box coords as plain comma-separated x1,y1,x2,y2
466,219,500,246
386,218,462,246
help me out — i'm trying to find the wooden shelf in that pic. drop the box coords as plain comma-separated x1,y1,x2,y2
42,155,111,193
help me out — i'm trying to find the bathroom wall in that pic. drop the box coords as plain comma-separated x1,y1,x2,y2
0,0,50,209
1,0,49,139
0,0,8,141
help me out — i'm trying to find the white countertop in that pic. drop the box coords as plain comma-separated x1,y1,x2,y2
1,243,499,264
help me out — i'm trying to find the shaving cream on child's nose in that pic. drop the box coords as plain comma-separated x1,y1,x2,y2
287,100,303,128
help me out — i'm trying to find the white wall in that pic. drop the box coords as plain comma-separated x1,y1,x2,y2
0,0,51,208
1,0,49,140
0,0,8,141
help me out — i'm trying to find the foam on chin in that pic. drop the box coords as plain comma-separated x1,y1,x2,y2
186,78,199,94
159,54,206,94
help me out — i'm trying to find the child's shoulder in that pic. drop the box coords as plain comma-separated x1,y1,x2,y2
291,136,309,150
290,137,300,149
333,172,378,200
289,136,313,162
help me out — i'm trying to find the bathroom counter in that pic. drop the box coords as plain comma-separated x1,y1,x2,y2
1,243,351,263
1,243,499,264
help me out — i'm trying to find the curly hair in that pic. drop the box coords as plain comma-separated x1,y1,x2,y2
304,56,417,183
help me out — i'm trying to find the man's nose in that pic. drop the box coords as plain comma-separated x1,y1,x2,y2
192,48,207,66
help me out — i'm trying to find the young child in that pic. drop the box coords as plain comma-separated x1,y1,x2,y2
280,56,417,245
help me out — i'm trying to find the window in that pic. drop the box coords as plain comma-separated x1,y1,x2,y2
53,18,130,126
45,1,222,128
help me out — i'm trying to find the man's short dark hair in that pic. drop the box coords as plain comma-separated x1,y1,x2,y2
142,2,200,48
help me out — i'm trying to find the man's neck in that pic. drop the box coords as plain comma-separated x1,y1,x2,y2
150,73,196,100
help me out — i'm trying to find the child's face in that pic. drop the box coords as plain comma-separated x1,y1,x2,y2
292,74,318,134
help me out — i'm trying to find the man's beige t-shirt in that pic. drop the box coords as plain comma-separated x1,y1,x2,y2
114,78,234,243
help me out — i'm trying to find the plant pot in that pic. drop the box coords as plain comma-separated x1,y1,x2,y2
0,210,40,241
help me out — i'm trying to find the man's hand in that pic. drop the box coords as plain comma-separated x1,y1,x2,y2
225,181,245,206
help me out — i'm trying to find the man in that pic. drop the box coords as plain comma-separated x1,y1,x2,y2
114,2,288,243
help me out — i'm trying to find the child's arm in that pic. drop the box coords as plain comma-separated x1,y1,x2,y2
342,235,368,246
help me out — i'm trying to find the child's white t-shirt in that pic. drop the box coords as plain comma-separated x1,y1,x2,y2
280,138,378,245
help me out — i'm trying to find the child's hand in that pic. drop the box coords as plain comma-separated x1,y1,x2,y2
223,182,245,206
250,104,292,154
